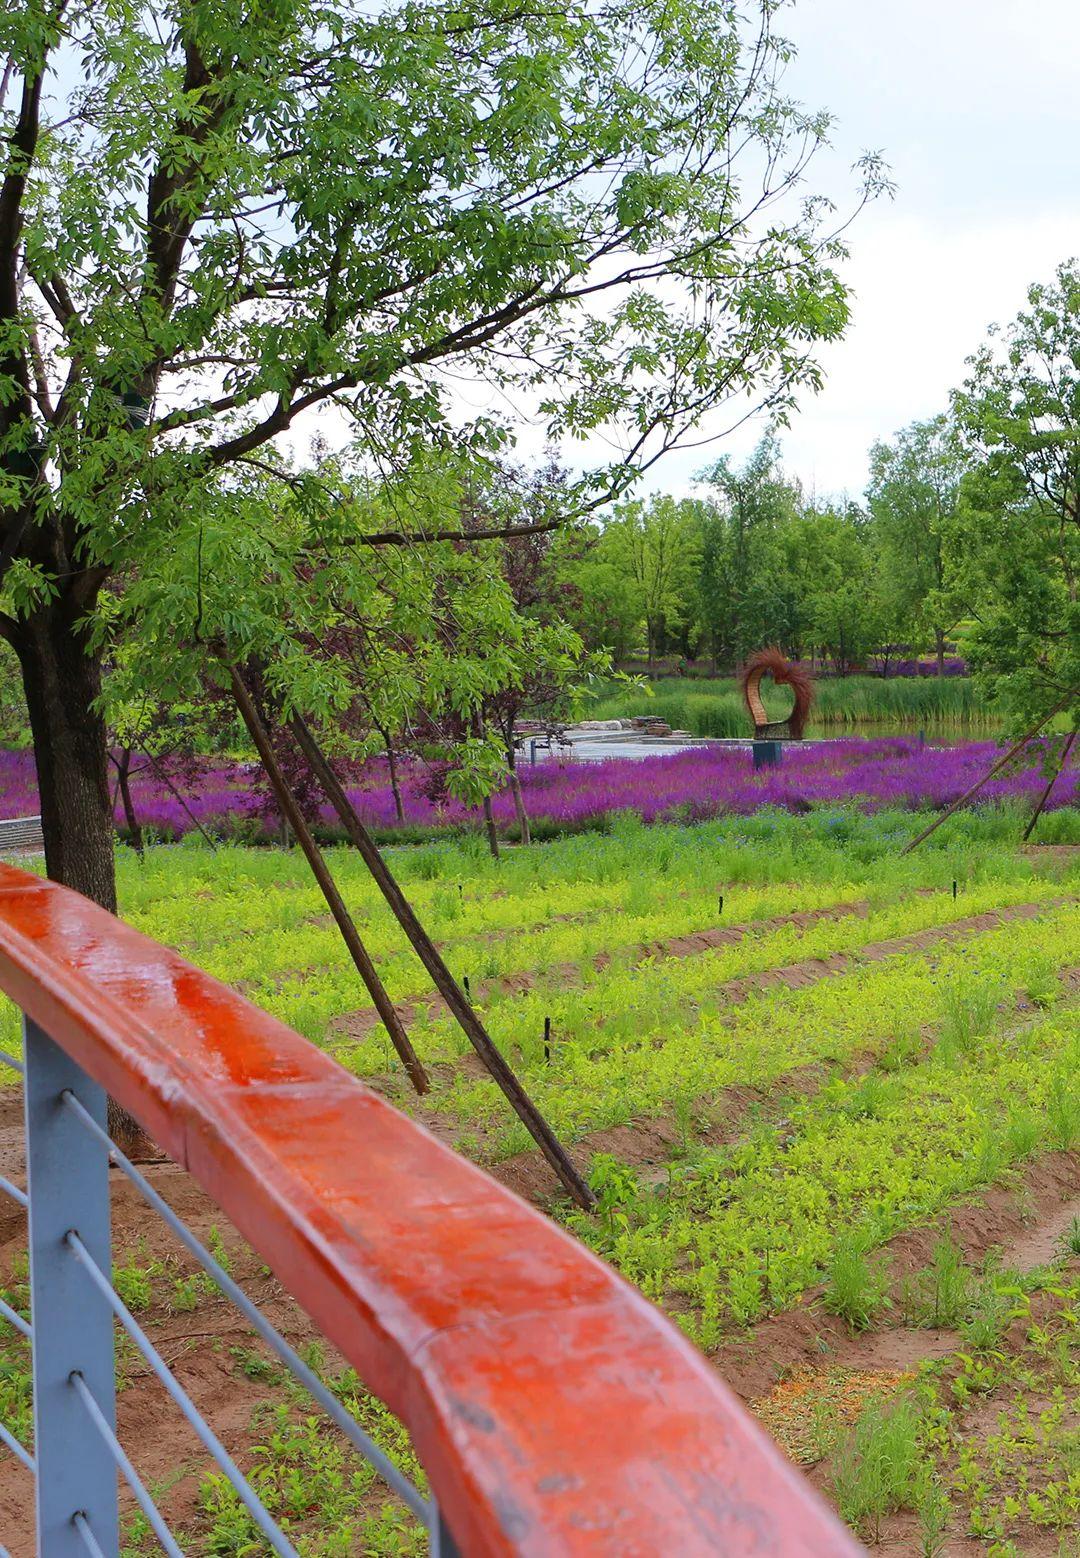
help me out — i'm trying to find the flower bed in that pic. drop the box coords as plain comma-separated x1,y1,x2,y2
871,656,968,678
1,737,1077,844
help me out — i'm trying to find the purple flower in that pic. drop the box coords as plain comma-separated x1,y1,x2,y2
0,736,1075,839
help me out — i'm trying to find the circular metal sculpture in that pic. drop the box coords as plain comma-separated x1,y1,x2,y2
741,648,814,740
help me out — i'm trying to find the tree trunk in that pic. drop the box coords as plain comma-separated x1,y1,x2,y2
481,792,500,859
12,603,147,1153
935,627,946,677
384,736,405,825
507,761,531,845
114,747,144,857
14,604,117,912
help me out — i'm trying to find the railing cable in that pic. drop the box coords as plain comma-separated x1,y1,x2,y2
61,1089,431,1525
73,1512,108,1558
0,1171,27,1208
0,1419,35,1474
69,1371,184,1558
0,1293,30,1338
66,1230,299,1558
0,1047,23,1074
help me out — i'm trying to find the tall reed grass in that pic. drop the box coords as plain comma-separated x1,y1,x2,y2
586,675,994,737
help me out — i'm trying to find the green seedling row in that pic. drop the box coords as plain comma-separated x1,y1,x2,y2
568,985,1079,1345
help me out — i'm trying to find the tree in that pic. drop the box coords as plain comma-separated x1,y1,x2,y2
796,503,879,674
867,415,965,674
601,495,704,666
551,524,644,661
1,0,881,913
950,262,1080,732
463,458,611,845
696,436,802,667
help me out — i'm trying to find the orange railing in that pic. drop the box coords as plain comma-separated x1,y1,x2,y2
0,862,861,1555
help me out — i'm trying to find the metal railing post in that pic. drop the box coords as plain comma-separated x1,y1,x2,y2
24,1017,119,1558
431,1508,461,1557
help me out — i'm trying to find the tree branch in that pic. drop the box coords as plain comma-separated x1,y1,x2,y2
315,516,573,549
0,60,46,438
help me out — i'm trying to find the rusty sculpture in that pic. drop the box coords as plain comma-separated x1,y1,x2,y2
741,648,814,740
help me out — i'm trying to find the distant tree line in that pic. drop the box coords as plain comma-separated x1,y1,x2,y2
547,245,1079,734
543,424,967,678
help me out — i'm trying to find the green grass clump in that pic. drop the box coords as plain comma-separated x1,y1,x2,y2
823,1239,891,1330
898,1236,973,1329
831,1394,928,1540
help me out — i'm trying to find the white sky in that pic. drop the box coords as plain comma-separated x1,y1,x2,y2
639,0,1080,503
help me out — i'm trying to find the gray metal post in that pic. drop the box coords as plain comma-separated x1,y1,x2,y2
24,1018,119,1558
431,1508,462,1557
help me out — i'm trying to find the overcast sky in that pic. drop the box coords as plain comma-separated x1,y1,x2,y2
649,0,1080,503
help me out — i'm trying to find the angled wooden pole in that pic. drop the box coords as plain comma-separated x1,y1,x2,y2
287,712,595,1210
142,750,219,851
227,665,429,1097
901,691,1077,855
1022,729,1077,843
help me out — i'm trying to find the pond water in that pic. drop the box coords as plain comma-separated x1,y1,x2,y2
529,722,998,766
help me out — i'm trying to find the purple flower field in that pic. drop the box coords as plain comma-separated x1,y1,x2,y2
1,737,1077,842
870,656,969,678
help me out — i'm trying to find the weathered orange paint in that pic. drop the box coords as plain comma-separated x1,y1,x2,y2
0,863,864,1555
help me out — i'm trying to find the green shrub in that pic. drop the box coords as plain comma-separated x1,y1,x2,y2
899,1236,972,1328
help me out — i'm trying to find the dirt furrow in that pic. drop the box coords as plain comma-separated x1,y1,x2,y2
333,894,1073,1045
332,896,885,1041
715,1146,1080,1404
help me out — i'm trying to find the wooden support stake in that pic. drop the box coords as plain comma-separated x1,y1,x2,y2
287,712,595,1210
143,751,219,851
227,666,429,1097
900,692,1077,856
1022,729,1077,843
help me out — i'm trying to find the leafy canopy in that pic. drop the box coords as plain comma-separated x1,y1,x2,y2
951,261,1080,732
1,0,884,700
